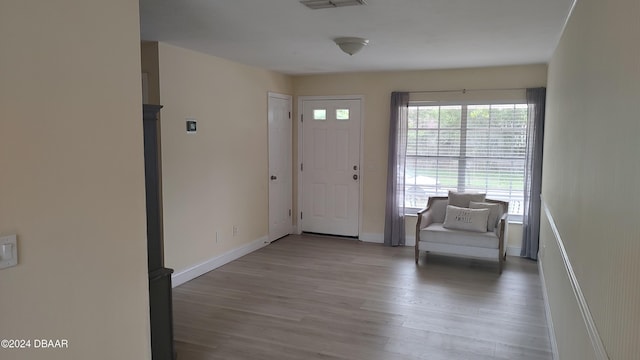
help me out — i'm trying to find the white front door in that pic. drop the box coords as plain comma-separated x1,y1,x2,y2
301,98,361,237
268,93,292,242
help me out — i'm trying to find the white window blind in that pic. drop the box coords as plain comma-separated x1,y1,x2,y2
405,102,527,217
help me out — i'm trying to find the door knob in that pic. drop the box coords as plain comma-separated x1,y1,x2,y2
270,175,277,180
353,174,358,180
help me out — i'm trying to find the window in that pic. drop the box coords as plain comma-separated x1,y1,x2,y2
405,102,527,218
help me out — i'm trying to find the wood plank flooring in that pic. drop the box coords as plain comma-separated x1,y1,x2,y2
172,234,552,360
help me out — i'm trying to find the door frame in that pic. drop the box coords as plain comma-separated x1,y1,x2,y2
296,95,365,237
268,92,294,241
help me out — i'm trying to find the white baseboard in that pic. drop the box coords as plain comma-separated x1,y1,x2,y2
405,235,415,247
171,236,269,288
538,258,560,360
507,246,522,256
541,198,608,360
359,232,384,243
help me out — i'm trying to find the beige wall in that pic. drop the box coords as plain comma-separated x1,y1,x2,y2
541,0,640,358
293,65,547,239
157,43,293,273
0,1,151,360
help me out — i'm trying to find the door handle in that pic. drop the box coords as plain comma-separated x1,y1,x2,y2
353,174,358,180
270,175,277,180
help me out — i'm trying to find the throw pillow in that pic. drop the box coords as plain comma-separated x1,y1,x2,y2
448,191,486,208
443,205,490,233
469,201,501,231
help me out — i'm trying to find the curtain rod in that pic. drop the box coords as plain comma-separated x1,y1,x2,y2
408,87,526,94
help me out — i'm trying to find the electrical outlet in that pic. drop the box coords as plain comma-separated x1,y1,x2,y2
232,226,238,236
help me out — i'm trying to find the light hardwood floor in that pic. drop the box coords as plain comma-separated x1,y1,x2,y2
172,234,552,360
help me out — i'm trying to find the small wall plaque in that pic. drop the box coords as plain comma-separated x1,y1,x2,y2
186,119,197,134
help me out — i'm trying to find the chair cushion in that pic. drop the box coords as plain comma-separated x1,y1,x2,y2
448,191,486,207
420,223,499,249
469,201,501,231
443,205,489,233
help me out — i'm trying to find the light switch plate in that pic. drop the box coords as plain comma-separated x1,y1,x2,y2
0,234,18,269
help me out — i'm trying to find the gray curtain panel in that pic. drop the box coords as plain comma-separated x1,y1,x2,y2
384,92,409,246
521,87,546,260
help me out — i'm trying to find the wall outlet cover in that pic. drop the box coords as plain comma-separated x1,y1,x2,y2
0,234,18,269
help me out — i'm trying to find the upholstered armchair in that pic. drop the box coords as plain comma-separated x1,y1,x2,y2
415,194,509,273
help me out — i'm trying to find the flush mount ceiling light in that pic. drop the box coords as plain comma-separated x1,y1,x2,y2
300,0,366,10
334,37,369,56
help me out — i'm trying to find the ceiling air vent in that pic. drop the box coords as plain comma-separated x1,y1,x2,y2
300,0,367,10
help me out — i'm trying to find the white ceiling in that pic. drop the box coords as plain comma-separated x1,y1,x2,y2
139,0,574,75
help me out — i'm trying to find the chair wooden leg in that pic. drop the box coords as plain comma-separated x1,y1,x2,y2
415,247,419,264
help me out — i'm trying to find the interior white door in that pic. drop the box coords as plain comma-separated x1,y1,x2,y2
301,99,361,237
268,93,292,242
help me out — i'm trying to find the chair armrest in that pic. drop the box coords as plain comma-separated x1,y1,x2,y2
415,206,435,248
416,206,435,230
416,206,429,223
496,212,509,256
